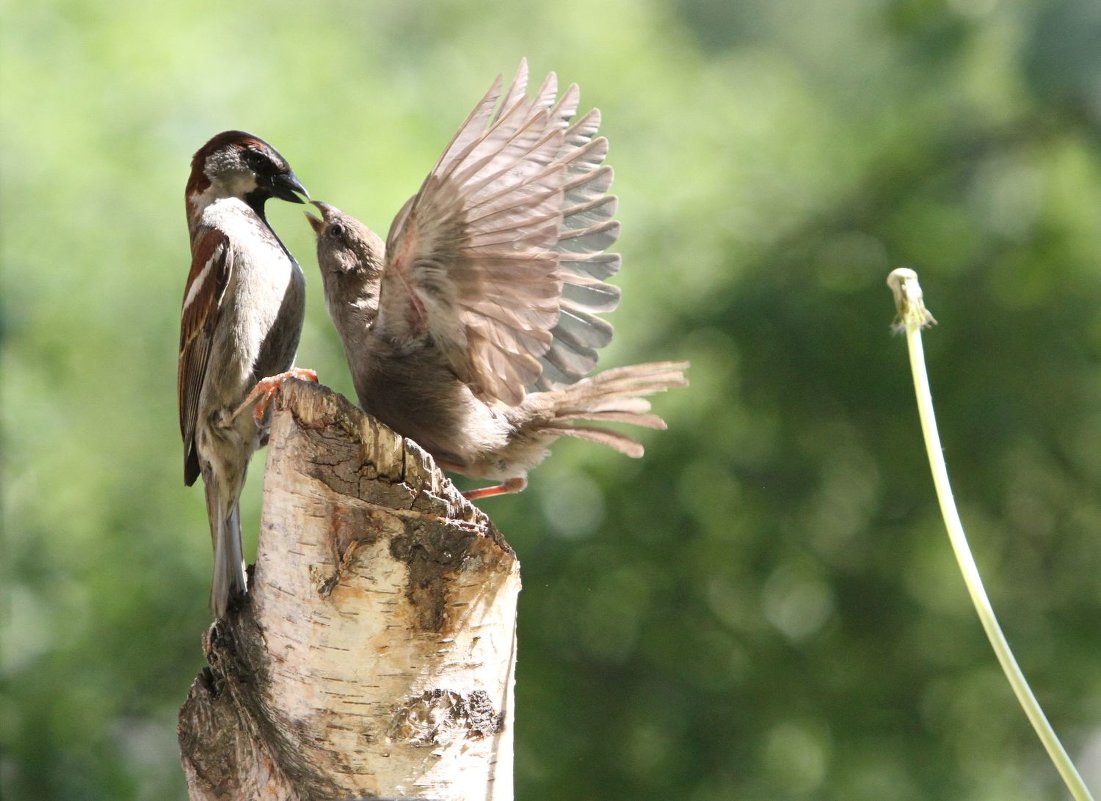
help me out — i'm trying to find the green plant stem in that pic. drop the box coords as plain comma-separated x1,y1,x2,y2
888,268,1093,801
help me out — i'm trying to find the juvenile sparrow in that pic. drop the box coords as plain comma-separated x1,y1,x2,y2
306,62,688,499
179,130,314,616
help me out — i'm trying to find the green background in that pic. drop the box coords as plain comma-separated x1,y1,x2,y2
3,0,1100,799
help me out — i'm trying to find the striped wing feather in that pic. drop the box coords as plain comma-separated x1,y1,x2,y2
378,59,623,406
178,227,232,485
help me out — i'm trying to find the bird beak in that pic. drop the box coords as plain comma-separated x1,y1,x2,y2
269,170,310,204
305,200,335,234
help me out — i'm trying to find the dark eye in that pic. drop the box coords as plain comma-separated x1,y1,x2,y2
242,146,273,173
329,222,346,240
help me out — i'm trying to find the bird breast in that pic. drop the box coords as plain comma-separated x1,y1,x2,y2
204,198,303,387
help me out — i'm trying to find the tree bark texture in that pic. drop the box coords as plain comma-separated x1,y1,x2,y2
178,380,520,801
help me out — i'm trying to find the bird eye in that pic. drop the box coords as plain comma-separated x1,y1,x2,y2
241,146,272,173
329,222,346,240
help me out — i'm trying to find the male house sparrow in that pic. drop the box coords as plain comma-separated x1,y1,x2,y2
179,130,315,616
307,62,688,499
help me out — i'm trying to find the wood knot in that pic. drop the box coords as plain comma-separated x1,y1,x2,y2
387,689,505,746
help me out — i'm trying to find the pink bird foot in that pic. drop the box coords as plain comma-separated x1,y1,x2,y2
462,477,528,501
235,368,319,425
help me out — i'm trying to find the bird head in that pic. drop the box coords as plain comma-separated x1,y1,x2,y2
305,201,385,277
305,201,386,331
186,130,309,222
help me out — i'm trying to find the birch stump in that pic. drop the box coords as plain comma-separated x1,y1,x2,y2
178,380,520,801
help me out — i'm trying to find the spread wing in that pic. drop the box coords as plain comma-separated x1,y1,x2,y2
178,227,232,485
377,59,621,406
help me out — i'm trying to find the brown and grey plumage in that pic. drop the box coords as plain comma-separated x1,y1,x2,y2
179,131,310,615
307,62,687,498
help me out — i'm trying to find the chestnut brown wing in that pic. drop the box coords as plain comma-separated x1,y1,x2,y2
178,226,231,485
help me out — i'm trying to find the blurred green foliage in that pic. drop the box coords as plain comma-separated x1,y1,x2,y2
2,0,1100,799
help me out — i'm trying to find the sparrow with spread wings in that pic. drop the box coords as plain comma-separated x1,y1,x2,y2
306,61,688,499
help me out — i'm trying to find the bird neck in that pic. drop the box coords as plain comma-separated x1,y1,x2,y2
185,172,266,236
325,276,380,341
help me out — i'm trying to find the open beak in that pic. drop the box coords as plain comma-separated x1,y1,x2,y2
304,200,332,235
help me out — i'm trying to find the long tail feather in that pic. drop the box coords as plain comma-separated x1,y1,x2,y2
532,361,688,456
205,478,247,618
544,425,645,457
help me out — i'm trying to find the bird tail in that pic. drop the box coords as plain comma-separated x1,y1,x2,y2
205,479,247,618
536,361,689,456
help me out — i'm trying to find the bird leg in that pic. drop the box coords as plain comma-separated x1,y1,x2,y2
233,368,319,425
462,477,528,501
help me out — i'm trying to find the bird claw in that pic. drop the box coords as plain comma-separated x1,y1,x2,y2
234,368,319,425
462,477,528,501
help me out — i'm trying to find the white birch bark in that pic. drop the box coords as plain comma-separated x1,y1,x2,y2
178,380,520,801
